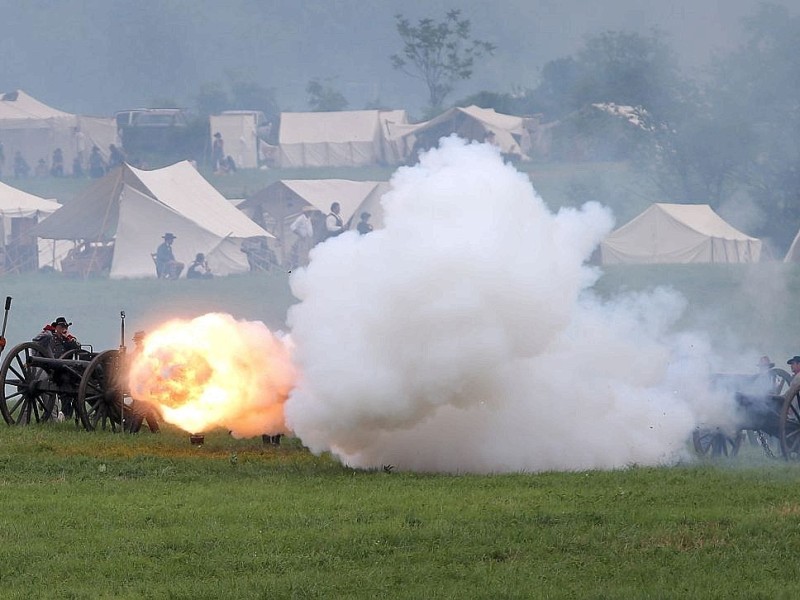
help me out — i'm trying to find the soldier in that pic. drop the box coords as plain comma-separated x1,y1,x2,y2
125,330,160,433
33,316,80,358
33,316,81,419
783,356,800,403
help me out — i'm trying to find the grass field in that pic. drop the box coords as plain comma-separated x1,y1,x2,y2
3,163,800,597
2,425,800,598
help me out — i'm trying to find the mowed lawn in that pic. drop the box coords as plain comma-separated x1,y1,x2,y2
1,425,800,599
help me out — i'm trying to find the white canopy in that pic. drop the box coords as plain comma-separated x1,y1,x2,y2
600,203,762,264
34,161,272,278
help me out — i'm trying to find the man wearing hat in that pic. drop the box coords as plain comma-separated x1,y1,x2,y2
33,317,81,418
289,206,316,267
783,356,800,404
155,233,184,280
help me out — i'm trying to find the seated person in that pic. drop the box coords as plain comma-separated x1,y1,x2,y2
33,316,81,418
155,232,184,279
33,316,80,358
187,253,213,279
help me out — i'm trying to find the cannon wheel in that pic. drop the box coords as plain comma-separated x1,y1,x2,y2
692,428,743,458
770,368,793,394
75,350,126,432
779,391,800,460
0,342,58,425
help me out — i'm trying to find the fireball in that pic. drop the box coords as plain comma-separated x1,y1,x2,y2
128,313,296,437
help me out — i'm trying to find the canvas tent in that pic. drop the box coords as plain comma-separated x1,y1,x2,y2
238,179,389,266
209,111,271,169
600,203,762,265
0,180,72,272
278,109,409,168
395,105,533,162
0,90,118,176
33,161,272,278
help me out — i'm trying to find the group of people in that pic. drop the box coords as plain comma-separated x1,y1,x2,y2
154,232,213,280
1,143,126,180
288,201,373,267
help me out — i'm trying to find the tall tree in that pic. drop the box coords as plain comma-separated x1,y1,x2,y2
702,3,800,248
390,9,495,115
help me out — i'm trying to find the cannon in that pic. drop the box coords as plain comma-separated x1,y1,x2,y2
0,311,158,433
692,367,800,459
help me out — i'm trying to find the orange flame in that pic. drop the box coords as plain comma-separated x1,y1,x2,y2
128,313,296,437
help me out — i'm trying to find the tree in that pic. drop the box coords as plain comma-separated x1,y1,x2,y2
390,10,495,114
306,77,349,112
699,3,800,248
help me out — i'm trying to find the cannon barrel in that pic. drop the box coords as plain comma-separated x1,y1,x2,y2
26,356,93,371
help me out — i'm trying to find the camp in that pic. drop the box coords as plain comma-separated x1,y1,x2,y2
32,161,273,278
0,90,118,176
238,179,389,266
600,203,762,265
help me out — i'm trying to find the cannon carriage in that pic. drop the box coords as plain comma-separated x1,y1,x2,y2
692,367,800,459
0,310,159,433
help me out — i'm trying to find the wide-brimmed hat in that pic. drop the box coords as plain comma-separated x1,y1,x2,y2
52,316,72,327
302,205,316,213
758,356,775,369
163,232,176,240
787,356,800,365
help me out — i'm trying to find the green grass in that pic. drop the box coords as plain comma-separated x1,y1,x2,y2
2,425,800,598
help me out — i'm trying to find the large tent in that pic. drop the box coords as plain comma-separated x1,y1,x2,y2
209,111,270,169
277,109,409,168
600,203,762,265
33,161,272,278
238,179,389,265
395,105,533,162
0,90,118,176
0,180,71,272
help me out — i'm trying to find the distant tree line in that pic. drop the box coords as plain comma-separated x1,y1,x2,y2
139,4,798,250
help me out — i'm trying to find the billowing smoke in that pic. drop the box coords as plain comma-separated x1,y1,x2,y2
283,137,735,473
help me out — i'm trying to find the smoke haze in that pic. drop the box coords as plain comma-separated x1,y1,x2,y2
284,138,734,473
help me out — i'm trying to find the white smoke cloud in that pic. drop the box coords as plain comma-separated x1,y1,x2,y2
284,137,733,473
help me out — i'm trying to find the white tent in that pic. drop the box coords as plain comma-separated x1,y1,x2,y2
396,105,532,162
0,180,72,272
0,90,119,176
238,179,389,265
209,111,267,169
33,161,273,278
278,109,409,168
600,203,762,265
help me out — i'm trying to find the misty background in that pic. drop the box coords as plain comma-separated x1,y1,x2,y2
0,0,770,117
